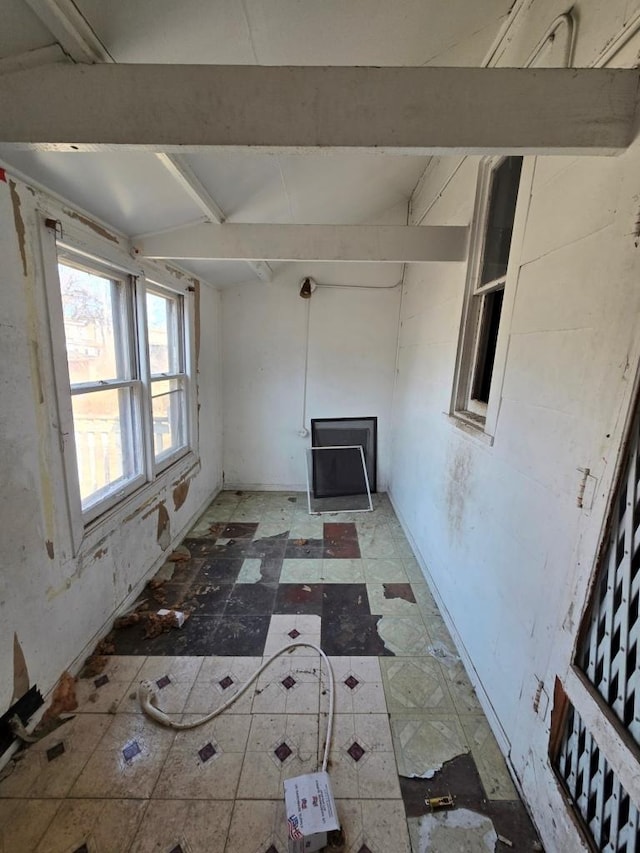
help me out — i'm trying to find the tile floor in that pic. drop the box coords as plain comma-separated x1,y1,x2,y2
0,492,541,852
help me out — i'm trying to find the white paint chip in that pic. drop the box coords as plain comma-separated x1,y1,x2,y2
408,808,498,853
428,642,460,667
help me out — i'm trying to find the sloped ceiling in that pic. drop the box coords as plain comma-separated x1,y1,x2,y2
0,0,512,287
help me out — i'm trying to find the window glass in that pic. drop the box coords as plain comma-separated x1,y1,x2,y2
480,157,523,286
151,377,187,462
59,263,122,384
71,387,141,510
472,288,504,404
146,290,180,375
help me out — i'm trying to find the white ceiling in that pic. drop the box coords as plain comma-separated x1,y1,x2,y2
0,0,513,288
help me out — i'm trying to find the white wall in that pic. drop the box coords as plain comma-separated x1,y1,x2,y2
390,3,640,849
221,262,401,491
0,175,223,718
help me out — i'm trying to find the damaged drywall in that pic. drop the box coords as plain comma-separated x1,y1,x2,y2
9,180,27,276
172,479,190,511
156,502,171,550
62,208,119,244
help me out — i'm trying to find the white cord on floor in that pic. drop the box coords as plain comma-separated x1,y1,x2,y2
138,641,335,773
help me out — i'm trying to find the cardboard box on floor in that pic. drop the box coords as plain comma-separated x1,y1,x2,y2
284,771,340,852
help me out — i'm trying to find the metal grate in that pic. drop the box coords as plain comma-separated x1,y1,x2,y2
578,408,640,748
556,702,640,851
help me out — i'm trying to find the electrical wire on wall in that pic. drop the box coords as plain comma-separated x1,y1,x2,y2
298,277,314,437
296,275,402,440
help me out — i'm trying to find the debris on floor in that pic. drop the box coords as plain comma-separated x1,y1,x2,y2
428,641,460,666
426,794,455,811
79,634,115,678
143,609,186,638
408,807,498,852
42,671,77,721
167,545,191,562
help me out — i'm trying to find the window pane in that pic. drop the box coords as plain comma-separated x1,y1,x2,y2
151,378,187,461
71,387,142,511
480,157,523,286
472,288,504,404
59,263,123,384
146,291,180,375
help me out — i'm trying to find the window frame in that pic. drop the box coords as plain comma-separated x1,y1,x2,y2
141,281,192,473
40,215,198,550
451,155,530,439
57,252,147,523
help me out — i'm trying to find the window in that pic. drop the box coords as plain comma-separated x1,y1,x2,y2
57,252,191,524
146,288,188,465
453,156,523,427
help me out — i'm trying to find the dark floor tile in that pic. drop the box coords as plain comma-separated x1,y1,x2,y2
165,558,203,586
196,557,245,584
255,555,283,586
182,537,222,556
224,584,277,616
400,753,484,817
145,614,220,655
323,538,361,559
400,753,541,849
323,522,358,541
322,584,370,617
382,583,416,604
138,581,189,611
247,538,288,559
188,581,234,615
274,584,324,615
221,522,259,539
110,624,149,655
285,538,324,559
211,612,271,656
207,539,253,558
321,614,391,656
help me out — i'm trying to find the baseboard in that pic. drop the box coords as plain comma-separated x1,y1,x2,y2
221,483,307,493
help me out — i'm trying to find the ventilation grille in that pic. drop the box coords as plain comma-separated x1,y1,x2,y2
578,408,640,748
556,703,640,851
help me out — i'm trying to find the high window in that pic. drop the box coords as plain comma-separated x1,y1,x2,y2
452,156,523,428
57,251,192,524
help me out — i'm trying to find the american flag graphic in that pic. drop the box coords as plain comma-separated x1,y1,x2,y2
288,815,303,840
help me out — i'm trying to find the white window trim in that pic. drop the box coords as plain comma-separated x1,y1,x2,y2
450,155,535,440
39,214,199,554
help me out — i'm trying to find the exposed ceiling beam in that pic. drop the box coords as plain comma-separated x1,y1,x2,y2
0,64,637,154
134,223,469,263
20,1,274,284
155,153,273,281
156,153,226,223
22,0,112,63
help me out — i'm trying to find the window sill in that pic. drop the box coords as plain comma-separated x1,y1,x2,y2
76,450,200,556
445,411,495,446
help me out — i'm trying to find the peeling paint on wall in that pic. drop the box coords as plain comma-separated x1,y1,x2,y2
172,479,190,511
157,502,171,551
8,180,27,276
45,540,54,559
11,634,30,704
62,209,119,243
